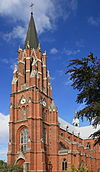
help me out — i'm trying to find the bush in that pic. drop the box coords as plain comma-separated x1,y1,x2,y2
0,160,23,172
68,165,88,172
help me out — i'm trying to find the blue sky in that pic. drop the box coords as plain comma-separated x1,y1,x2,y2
0,0,100,160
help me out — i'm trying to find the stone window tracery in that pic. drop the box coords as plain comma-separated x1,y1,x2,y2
62,158,67,171
20,128,28,152
20,106,29,120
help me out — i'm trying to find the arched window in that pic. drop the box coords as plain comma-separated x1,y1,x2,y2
61,133,64,137
59,142,66,150
80,160,84,167
43,128,47,144
86,142,91,149
42,108,45,120
68,136,70,141
62,159,67,171
20,128,28,152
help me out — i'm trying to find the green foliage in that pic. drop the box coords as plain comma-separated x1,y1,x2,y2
68,165,100,172
97,169,100,172
66,53,100,145
0,160,23,172
68,165,89,172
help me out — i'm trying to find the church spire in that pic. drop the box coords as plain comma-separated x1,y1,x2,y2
24,12,39,49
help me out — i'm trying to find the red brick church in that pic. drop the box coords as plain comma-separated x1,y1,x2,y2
7,12,100,172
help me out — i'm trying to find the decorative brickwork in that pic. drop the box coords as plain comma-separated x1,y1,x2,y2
7,13,100,172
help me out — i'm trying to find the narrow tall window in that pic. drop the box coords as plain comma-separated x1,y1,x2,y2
30,58,33,74
43,128,46,144
21,107,26,120
62,159,67,171
24,61,26,83
42,108,45,120
86,142,91,149
20,128,28,152
80,160,84,167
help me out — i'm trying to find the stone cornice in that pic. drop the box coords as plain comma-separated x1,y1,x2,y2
11,86,52,100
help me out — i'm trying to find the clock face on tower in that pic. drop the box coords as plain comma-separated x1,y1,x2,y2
20,98,26,105
42,101,47,107
40,98,47,107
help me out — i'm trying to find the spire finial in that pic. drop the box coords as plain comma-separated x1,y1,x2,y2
24,2,39,49
72,116,79,127
30,3,34,16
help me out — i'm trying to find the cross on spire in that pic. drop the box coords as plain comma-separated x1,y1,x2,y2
30,2,34,15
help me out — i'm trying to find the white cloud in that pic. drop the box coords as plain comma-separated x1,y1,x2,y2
0,151,7,156
63,48,80,56
0,0,57,40
0,113,9,143
88,16,100,26
0,145,8,161
0,0,78,41
67,0,78,11
56,0,78,20
0,113,9,160
4,26,26,42
50,48,58,54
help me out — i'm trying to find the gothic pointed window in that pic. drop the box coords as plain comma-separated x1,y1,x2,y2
21,106,28,120
62,159,67,171
86,142,91,149
68,136,70,141
20,128,28,152
60,142,66,150
80,160,84,167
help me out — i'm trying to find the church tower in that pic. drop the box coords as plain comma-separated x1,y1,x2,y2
7,12,59,171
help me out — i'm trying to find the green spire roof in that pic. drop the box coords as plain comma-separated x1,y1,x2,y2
24,12,39,49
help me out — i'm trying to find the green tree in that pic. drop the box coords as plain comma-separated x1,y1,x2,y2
66,53,100,145
68,165,89,172
0,160,23,172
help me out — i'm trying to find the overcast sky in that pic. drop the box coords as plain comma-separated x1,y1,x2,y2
0,0,100,161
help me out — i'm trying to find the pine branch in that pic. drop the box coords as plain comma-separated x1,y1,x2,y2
66,53,100,145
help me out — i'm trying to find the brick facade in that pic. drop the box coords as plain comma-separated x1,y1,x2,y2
7,14,100,172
